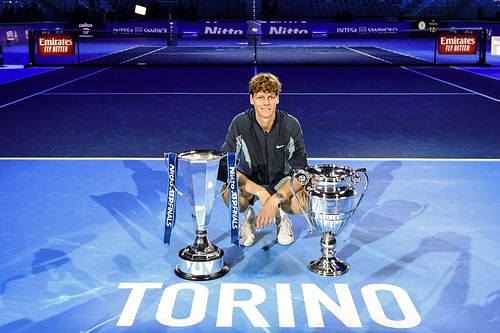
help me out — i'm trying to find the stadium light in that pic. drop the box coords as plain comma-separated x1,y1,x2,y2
134,4,147,16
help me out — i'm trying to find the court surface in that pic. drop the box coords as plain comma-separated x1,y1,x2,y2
1,64,500,333
1,65,499,158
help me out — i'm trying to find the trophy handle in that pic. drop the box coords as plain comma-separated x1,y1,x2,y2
290,171,314,233
163,152,189,199
214,183,229,199
352,168,369,214
163,153,232,200
214,151,237,199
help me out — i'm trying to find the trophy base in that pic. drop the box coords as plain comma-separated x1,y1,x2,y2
175,240,229,280
175,263,229,281
309,257,350,277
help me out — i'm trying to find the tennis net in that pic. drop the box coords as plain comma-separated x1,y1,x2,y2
28,27,487,66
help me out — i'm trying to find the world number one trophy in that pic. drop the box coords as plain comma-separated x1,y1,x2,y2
291,164,368,276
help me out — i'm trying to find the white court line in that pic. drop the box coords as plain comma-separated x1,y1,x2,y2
81,314,121,333
120,46,169,64
343,46,393,64
1,157,499,162
375,46,429,63
81,45,140,63
154,52,249,55
451,66,500,81
402,66,500,103
42,92,249,95
0,67,111,110
41,92,474,96
308,157,500,162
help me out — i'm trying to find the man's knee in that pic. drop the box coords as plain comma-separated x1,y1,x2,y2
221,183,230,206
221,182,252,212
285,190,307,215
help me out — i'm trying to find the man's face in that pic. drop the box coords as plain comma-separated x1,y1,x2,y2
250,91,279,121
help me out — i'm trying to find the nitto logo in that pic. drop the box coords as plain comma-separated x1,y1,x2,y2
204,26,244,34
269,26,308,34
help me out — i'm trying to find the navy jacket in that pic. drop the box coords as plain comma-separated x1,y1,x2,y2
219,109,307,187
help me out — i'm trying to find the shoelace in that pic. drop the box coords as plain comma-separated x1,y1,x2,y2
277,217,292,232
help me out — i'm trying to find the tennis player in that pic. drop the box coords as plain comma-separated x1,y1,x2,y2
219,72,308,246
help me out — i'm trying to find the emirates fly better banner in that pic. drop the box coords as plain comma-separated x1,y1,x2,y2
38,34,75,56
438,34,477,55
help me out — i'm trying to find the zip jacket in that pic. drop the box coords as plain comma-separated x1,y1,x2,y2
220,108,307,187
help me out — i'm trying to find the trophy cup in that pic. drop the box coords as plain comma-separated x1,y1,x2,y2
164,149,239,281
291,164,369,276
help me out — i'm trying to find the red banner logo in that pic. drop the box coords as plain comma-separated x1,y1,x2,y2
38,35,75,56
438,34,477,55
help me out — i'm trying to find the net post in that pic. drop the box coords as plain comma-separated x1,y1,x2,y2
28,29,35,67
167,14,178,47
479,27,487,66
433,31,438,65
253,35,257,65
76,31,81,65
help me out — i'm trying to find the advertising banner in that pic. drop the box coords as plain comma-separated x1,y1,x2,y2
38,34,75,56
106,21,411,36
0,23,64,45
107,22,175,34
492,36,500,56
78,23,94,38
438,34,477,54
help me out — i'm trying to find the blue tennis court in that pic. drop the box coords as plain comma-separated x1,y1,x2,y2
1,157,499,333
1,65,499,157
1,62,500,333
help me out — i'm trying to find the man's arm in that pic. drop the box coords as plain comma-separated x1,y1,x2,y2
237,171,270,204
288,119,307,170
221,120,238,153
256,177,303,228
274,177,303,206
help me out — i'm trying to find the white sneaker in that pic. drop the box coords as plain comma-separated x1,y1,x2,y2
240,215,256,247
276,215,294,245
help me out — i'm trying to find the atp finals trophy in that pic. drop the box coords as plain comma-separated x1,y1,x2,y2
163,149,239,280
291,164,369,276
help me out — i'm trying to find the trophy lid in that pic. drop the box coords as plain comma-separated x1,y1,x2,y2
178,150,225,162
305,164,355,183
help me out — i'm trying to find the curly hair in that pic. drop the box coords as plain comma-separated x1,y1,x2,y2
248,72,282,96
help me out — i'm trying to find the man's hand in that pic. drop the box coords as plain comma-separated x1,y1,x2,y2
256,190,271,205
256,193,281,229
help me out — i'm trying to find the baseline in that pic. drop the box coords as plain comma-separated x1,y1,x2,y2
0,67,111,110
402,66,500,103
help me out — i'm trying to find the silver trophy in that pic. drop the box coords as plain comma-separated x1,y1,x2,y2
291,164,369,276
172,150,229,280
